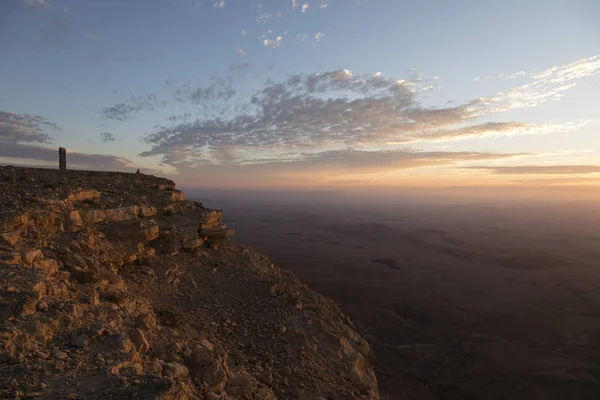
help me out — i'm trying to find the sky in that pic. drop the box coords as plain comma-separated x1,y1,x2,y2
1,0,599,189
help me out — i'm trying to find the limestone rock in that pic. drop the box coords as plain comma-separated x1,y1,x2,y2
21,249,42,265
135,312,157,331
81,210,105,224
0,167,380,399
68,190,100,203
163,362,189,379
131,328,151,353
71,334,89,348
226,375,254,397
19,297,38,317
138,206,158,218
0,252,22,265
34,258,59,276
104,206,139,223
0,230,21,247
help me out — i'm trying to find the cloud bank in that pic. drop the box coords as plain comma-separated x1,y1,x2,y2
0,110,59,144
465,165,600,175
0,109,144,172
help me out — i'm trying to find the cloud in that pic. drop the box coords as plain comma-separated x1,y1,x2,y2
229,61,249,71
22,0,52,9
286,148,529,173
100,132,116,143
39,17,72,47
468,55,600,115
296,33,308,42
411,121,590,144
263,37,282,47
139,56,596,174
167,113,193,122
257,13,282,23
320,1,328,8
241,29,246,36
463,165,600,175
301,3,309,12
509,177,600,185
237,47,245,56
292,0,299,9
0,143,146,172
166,148,529,188
213,0,225,8
173,76,236,105
315,32,325,42
141,70,513,166
102,93,166,121
86,33,98,41
0,110,60,144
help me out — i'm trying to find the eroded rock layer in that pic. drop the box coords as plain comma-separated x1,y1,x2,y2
0,167,379,400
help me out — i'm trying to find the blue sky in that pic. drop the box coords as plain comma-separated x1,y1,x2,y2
1,0,599,188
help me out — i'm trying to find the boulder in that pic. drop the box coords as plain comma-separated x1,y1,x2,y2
34,258,59,276
68,190,100,203
81,210,105,224
135,312,158,331
163,362,189,380
104,206,139,223
131,328,151,353
225,375,254,397
138,206,158,218
21,249,42,265
101,219,159,242
0,212,28,231
0,230,21,247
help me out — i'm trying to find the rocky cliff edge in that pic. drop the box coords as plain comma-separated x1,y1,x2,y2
0,167,380,400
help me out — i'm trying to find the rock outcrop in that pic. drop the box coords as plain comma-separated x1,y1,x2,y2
0,166,379,399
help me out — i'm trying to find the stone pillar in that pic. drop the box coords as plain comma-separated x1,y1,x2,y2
59,147,66,171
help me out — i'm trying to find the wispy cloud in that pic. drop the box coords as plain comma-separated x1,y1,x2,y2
412,121,591,144
257,12,282,23
213,0,225,8
301,3,309,12
173,76,236,105
166,113,193,122
0,110,59,144
241,29,247,36
22,0,52,9
165,148,529,188
469,55,600,114
229,61,249,71
509,177,600,185
100,132,116,143
463,165,600,175
263,36,282,47
85,33,99,41
102,93,166,121
288,148,529,173
315,32,325,42
296,33,308,42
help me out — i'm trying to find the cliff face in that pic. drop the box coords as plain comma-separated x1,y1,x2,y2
0,167,380,400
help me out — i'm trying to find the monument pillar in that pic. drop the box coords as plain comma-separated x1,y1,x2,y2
59,147,66,171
